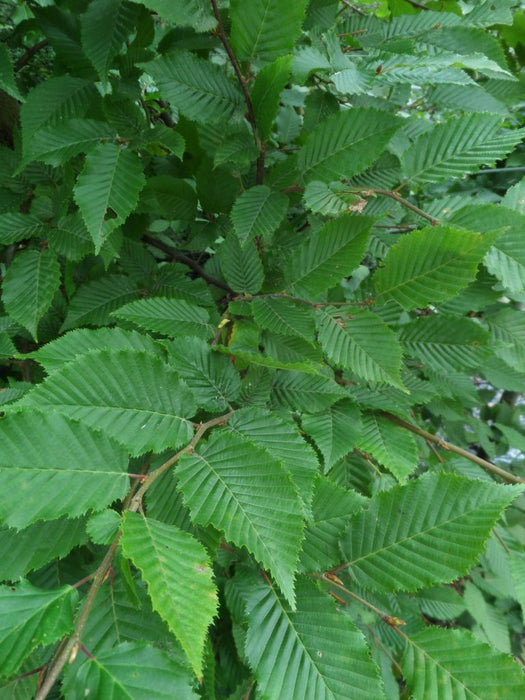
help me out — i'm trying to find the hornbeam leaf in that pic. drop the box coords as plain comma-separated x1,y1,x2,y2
18,349,196,456
81,0,137,82
401,627,525,700
340,473,521,592
487,307,525,372
20,76,98,161
449,203,525,295
165,336,241,412
242,573,385,699
0,581,77,679
112,297,215,340
30,327,161,373
2,248,61,341
375,226,499,310
252,297,316,343
271,370,347,412
120,513,217,676
231,185,288,246
221,236,264,294
230,0,308,66
176,431,304,607
298,108,402,184
300,479,366,572
0,412,129,528
74,142,145,252
60,274,140,331
284,215,373,297
227,406,319,513
316,307,404,389
0,516,88,580
356,412,418,482
250,55,294,141
22,119,115,167
130,0,216,31
0,212,47,245
301,400,362,473
74,642,197,699
399,315,493,372
401,113,525,185
141,51,243,124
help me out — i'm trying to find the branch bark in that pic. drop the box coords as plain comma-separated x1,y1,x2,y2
382,411,525,484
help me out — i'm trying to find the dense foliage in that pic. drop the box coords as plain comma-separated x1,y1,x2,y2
1,0,525,697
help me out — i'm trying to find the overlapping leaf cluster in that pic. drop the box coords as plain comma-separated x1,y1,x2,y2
1,0,525,697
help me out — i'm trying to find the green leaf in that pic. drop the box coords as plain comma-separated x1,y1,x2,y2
252,297,315,342
401,114,525,185
130,0,216,31
86,510,121,546
221,236,264,295
0,332,16,359
303,180,365,217
316,307,404,389
0,581,77,679
74,142,145,252
30,327,161,373
339,473,520,592
120,513,217,676
81,0,137,82
227,406,319,514
271,370,347,412
400,627,525,700
165,337,241,412
231,186,288,247
449,203,525,295
356,412,418,482
22,119,115,167
112,297,215,340
0,517,87,580
250,55,294,141
176,431,304,607
2,249,61,341
0,412,129,528
139,176,197,221
73,641,198,699
141,51,243,124
297,108,401,184
375,226,498,310
20,76,98,161
0,212,48,245
18,349,196,457
242,573,385,699
284,215,373,297
487,307,525,371
61,274,140,332
230,0,309,65
0,44,22,101
301,400,362,473
300,478,366,572
399,315,493,372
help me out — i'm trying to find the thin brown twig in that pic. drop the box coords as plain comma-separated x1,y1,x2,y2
35,412,233,699
312,573,406,629
143,234,234,294
382,412,525,484
14,39,49,71
209,0,265,185
345,187,440,226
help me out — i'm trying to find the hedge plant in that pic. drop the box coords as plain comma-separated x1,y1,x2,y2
1,0,525,697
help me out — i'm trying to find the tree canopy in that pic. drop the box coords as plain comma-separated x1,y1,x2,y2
1,1,525,698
